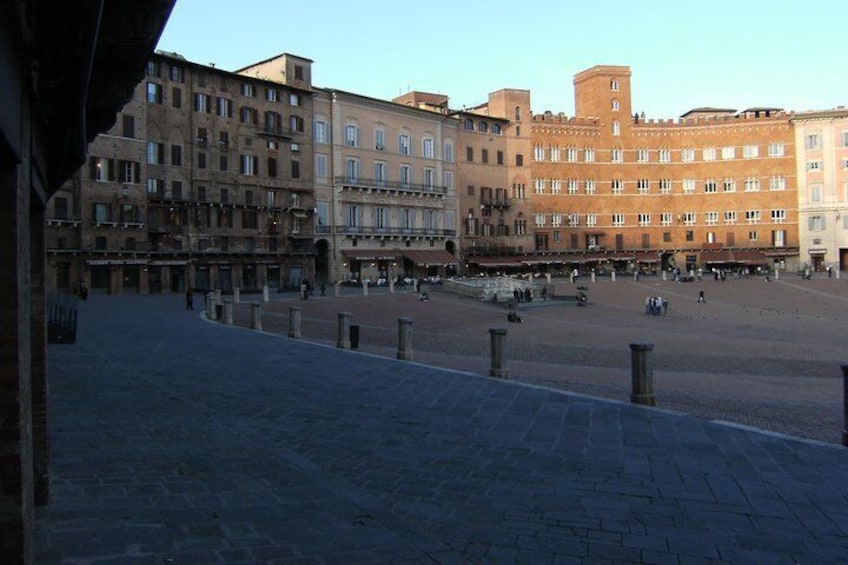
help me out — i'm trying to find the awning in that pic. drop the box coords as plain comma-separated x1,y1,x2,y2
467,256,524,268
635,253,661,263
734,251,767,264
341,249,401,262
700,250,732,263
402,249,459,267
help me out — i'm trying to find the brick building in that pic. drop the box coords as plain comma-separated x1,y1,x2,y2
312,88,460,284
46,51,316,296
530,65,800,275
791,108,848,272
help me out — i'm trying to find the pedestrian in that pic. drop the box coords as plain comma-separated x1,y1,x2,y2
698,290,705,303
78,280,88,301
185,287,194,310
541,287,547,301
320,282,326,296
300,281,308,300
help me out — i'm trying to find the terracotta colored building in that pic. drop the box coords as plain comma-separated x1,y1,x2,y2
530,65,799,275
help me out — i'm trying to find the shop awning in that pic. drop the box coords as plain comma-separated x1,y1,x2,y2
700,250,732,263
635,253,661,263
402,249,459,267
341,249,401,262
734,251,767,264
467,256,524,268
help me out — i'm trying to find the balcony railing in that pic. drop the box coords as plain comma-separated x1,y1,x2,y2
334,176,447,195
337,225,456,237
480,196,511,208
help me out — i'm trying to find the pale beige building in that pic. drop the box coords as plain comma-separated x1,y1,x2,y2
791,108,848,273
313,89,459,284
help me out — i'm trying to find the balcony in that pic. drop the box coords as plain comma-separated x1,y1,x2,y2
480,195,511,209
257,125,292,140
337,225,456,238
334,176,447,196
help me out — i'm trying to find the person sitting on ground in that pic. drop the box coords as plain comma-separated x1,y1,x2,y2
419,291,429,302
507,310,523,323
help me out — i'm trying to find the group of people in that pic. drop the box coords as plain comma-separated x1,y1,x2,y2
645,295,668,316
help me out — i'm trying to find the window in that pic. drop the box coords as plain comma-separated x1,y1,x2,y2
216,97,232,117
466,147,474,162
200,186,209,202
721,146,735,160
481,149,489,163
769,176,786,191
744,177,760,192
515,154,523,166
584,147,595,162
809,216,826,231
586,214,597,227
172,87,182,109
638,213,651,226
497,150,504,165
315,154,327,179
146,142,164,164
146,82,162,104
612,213,625,227
267,157,277,178
196,127,208,146
683,179,695,193
122,115,135,138
612,121,620,136
398,133,411,155
290,115,304,133
399,164,411,187
551,213,562,228
239,106,257,124
533,146,545,161
771,209,786,223
659,179,671,194
773,229,786,247
683,212,696,226
266,88,278,102
705,179,717,193
444,171,453,190
294,65,304,80
610,79,619,91
534,213,546,227
240,154,258,175
444,139,454,162
194,93,211,113
745,210,761,224
197,152,207,169
567,179,578,195
637,179,650,194
611,99,619,111
661,213,672,226
703,147,716,161
743,144,759,159
658,149,671,163
565,147,577,162
146,179,164,197
344,123,360,147
422,137,435,159
346,158,360,183
551,179,561,194
724,211,737,224
805,133,820,150
219,155,228,171
611,179,623,194
723,178,736,193
489,123,500,135
463,118,473,130
585,179,595,195
681,148,695,162
146,60,159,77
374,161,386,185
705,211,718,225
810,184,822,203
807,160,822,171
423,168,435,187
477,121,488,133
549,146,560,162
611,148,623,163
118,160,139,183
637,148,649,163
170,144,182,167
314,120,329,144
241,83,255,97
768,143,785,157
534,179,545,194
290,159,301,179
92,157,114,181
219,131,229,147
514,106,521,120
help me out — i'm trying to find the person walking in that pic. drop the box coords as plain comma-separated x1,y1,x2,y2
320,282,326,296
185,287,194,310
698,290,705,303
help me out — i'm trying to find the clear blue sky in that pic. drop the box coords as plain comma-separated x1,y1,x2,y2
157,0,848,119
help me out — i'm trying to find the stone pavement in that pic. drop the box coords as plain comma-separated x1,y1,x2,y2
36,293,848,563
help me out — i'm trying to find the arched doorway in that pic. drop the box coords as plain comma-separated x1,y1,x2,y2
315,239,329,282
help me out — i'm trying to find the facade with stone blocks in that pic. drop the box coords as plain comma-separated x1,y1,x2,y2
529,65,800,274
46,51,317,296
790,109,848,272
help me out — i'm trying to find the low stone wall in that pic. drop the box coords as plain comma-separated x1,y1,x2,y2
442,277,548,303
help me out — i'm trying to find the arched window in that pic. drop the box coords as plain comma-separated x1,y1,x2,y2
611,99,619,111
477,121,488,133
492,123,501,135
610,79,619,91
612,120,620,136
514,106,521,121
464,118,473,130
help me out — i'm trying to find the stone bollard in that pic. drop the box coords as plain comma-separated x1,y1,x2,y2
389,278,395,294
546,273,552,284
611,271,616,282
362,280,368,296
842,365,848,446
397,317,413,361
249,302,262,331
334,282,341,297
262,284,270,303
591,271,596,283
206,293,216,320
630,343,656,406
337,312,351,349
233,287,241,304
662,271,667,281
223,299,233,325
288,306,302,338
775,268,780,280
489,327,508,379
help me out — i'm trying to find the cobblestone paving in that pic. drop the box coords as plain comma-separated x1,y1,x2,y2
237,276,848,444
36,290,848,564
